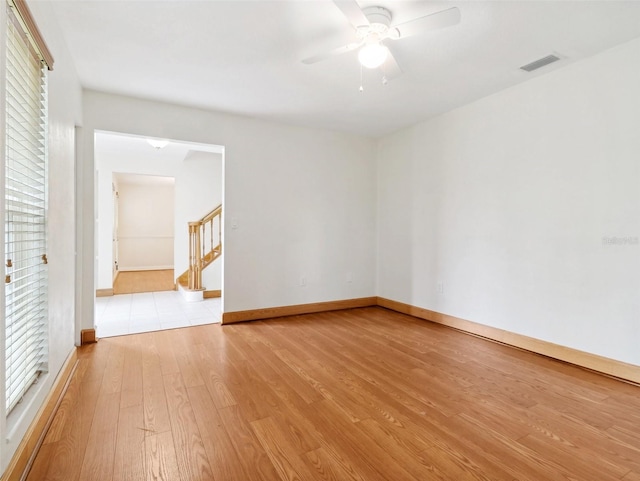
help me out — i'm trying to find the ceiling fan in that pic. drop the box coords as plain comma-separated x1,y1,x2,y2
302,1,461,82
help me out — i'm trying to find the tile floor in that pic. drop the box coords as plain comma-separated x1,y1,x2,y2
95,290,222,338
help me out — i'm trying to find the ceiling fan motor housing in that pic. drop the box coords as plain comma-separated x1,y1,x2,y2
359,6,392,36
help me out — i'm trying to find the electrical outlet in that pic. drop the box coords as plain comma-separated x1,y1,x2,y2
299,276,306,287
437,280,444,295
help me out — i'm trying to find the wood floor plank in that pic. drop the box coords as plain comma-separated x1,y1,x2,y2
187,384,249,481
217,404,282,481
222,330,295,423
250,416,317,481
141,332,165,390
237,342,322,454
99,340,125,395
113,404,146,481
194,342,237,409
174,331,205,388
214,359,268,424
598,394,640,435
143,385,172,436
517,432,626,480
77,341,112,393
25,307,640,481
302,448,367,481
145,431,182,481
607,425,640,448
419,444,495,481
286,345,456,456
437,410,568,481
272,349,329,402
236,354,388,481
274,349,371,423
356,418,432,457
308,318,466,417
43,367,81,445
454,397,531,441
162,372,213,481
356,400,515,481
233,360,288,422
32,378,103,481
527,403,640,473
77,391,121,481
252,321,317,362
234,327,324,405
332,345,461,420
304,399,419,481
153,330,180,376
26,442,55,480
121,336,144,393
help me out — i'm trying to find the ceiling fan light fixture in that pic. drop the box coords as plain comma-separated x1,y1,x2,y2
358,42,388,69
146,139,169,150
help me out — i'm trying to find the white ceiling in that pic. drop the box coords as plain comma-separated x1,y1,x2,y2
114,172,175,187
95,130,223,182
96,130,223,160
48,0,640,137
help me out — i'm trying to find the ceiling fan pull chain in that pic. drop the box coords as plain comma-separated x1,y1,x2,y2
359,64,364,92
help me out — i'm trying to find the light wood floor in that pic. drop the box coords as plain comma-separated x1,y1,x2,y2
28,307,640,481
113,269,175,295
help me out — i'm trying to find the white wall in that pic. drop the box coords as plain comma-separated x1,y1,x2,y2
118,180,174,271
174,151,222,291
0,1,82,472
81,91,377,330
377,37,640,367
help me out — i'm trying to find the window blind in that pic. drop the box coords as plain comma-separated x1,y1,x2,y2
4,1,49,414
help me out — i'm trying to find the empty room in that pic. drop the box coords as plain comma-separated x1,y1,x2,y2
1,1,639,481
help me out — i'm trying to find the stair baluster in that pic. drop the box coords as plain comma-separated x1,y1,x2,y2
178,204,222,291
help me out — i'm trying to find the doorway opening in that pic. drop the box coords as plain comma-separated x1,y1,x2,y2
94,130,225,337
112,172,176,295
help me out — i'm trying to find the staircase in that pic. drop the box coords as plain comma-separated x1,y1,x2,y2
177,204,222,298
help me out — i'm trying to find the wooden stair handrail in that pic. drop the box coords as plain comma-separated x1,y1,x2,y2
178,204,222,291
198,204,222,225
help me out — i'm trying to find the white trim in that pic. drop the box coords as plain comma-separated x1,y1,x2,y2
177,283,204,303
117,235,173,240
118,265,174,272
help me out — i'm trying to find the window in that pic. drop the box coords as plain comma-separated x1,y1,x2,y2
4,0,52,414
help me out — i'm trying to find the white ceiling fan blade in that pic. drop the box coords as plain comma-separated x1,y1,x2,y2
392,6,461,39
332,0,369,29
302,42,363,65
381,49,402,80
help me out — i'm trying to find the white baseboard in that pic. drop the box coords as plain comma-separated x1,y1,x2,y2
118,265,173,272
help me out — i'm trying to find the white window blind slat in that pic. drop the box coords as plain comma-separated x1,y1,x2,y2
6,113,45,146
5,1,49,414
7,174,46,190
6,185,46,201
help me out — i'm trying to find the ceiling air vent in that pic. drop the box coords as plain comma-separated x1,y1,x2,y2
520,54,561,72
